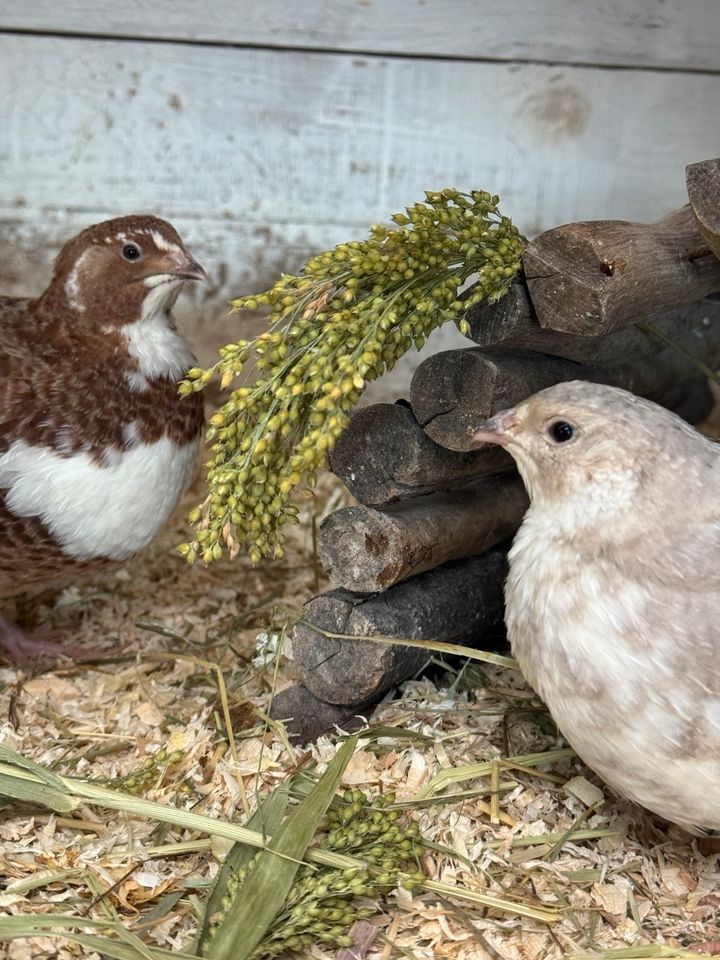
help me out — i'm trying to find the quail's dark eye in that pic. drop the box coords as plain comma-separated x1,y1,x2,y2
549,420,575,443
121,242,142,262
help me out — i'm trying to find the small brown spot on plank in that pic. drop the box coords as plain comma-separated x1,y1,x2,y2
516,84,590,140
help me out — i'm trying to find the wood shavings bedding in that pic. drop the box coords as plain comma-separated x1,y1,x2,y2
0,475,718,960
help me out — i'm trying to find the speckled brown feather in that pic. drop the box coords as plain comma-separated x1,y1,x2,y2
0,295,202,455
0,499,111,597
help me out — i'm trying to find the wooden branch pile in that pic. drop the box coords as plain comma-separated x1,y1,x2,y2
272,157,720,742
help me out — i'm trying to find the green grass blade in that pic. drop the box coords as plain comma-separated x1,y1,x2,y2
0,744,557,925
67,934,191,959
296,620,518,670
415,748,574,800
0,757,281,854
422,879,558,924
575,948,702,959
206,735,359,960
346,725,436,744
0,769,77,813
4,867,86,895
492,827,619,850
0,915,196,959
138,890,186,927
194,781,291,954
0,743,71,790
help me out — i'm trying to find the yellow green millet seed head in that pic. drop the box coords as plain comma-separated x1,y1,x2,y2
182,189,524,564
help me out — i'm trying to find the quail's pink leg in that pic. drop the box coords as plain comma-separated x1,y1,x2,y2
0,617,110,669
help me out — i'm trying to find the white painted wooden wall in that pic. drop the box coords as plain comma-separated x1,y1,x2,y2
1,1,719,398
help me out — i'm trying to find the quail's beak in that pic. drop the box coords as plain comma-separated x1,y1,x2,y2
470,408,521,448
165,249,208,283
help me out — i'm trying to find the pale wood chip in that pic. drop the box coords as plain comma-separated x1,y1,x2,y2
563,775,605,807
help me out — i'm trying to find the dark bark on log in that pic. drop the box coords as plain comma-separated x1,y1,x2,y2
328,401,513,506
412,336,719,452
687,158,720,261
458,275,536,351
523,205,720,335
458,275,720,367
671,377,715,426
293,547,508,706
269,682,380,743
318,474,527,592
412,348,584,450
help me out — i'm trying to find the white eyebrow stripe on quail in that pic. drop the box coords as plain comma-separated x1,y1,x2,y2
64,249,91,312
150,230,181,254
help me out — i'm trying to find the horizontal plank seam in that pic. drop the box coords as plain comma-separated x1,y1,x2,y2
1,26,719,76
0,207,376,230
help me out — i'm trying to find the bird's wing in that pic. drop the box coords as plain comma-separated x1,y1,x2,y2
619,514,720,738
0,297,38,368
643,508,720,591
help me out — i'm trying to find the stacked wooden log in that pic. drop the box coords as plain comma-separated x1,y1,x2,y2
271,157,720,742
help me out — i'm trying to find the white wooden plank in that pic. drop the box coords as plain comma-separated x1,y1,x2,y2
1,35,719,399
0,0,719,72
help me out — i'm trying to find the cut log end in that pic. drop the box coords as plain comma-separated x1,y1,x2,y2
414,304,720,453
269,683,379,743
458,276,720,369
318,474,527,592
524,205,720,336
329,401,513,506
687,157,720,261
457,275,535,348
411,348,586,451
293,547,508,706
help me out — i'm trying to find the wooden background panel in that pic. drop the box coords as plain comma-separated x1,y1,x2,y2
3,37,718,266
1,0,719,70
1,30,719,396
